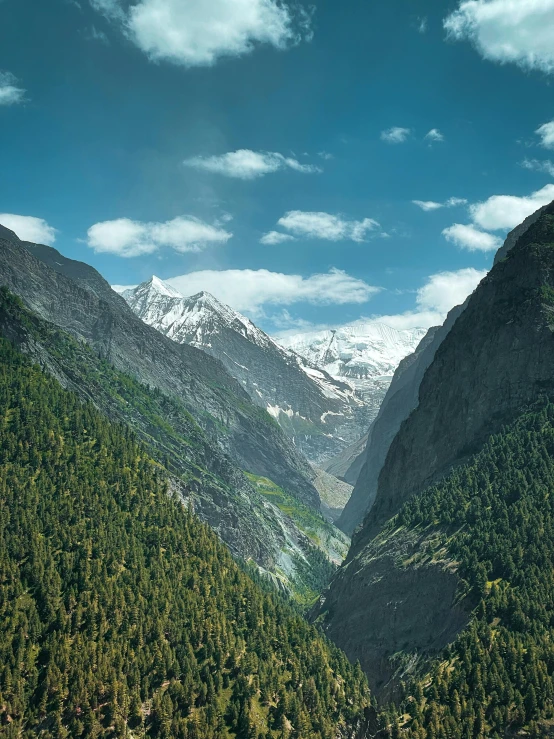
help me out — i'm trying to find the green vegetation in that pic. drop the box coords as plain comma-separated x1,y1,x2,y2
246,474,345,550
246,473,344,607
383,399,554,737
0,336,372,738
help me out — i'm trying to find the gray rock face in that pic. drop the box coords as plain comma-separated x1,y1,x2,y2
493,203,550,264
321,433,369,485
312,526,469,701
312,201,554,697
364,206,554,542
123,278,371,464
0,235,319,510
336,320,455,535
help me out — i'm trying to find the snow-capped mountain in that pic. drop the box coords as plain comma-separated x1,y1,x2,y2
278,323,428,417
122,277,373,463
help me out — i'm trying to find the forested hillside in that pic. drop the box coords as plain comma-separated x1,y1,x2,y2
0,336,372,738
394,400,554,737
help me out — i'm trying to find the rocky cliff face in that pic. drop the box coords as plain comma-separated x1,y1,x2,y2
123,277,370,464
336,313,461,535
363,207,554,542
312,202,554,697
336,203,554,536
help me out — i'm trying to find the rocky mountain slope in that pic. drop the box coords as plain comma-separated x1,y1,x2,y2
335,203,553,536
312,202,554,704
0,225,350,598
336,315,461,534
279,321,426,415
122,277,370,463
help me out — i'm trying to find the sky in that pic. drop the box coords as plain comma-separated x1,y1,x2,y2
2,0,554,335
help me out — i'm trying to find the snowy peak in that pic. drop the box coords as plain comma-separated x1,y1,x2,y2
150,275,183,298
278,321,427,389
123,279,375,463
126,275,183,300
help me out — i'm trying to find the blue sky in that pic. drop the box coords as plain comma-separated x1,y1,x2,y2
2,0,554,334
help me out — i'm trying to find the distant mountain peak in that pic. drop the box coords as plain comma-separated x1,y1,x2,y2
123,281,424,463
145,275,183,298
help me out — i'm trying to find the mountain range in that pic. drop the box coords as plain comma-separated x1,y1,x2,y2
279,322,427,409
121,277,424,465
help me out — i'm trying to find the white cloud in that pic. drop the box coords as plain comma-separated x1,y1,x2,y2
369,268,488,329
469,184,554,230
444,0,554,74
277,211,380,242
521,158,554,177
87,216,231,257
260,231,295,245
425,128,445,142
166,267,379,315
416,267,488,314
412,197,467,211
92,0,311,67
184,149,321,179
275,268,489,335
418,17,428,33
0,214,57,244
318,151,334,160
413,200,443,212
536,121,554,150
0,72,26,106
442,223,503,252
381,127,411,144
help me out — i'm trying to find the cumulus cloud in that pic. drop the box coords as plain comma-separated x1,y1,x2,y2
413,197,467,211
275,268,488,335
0,71,26,106
0,214,57,244
444,0,554,74
184,150,321,180
536,121,554,150
412,200,443,212
380,127,411,144
416,267,488,315
442,223,503,252
521,158,554,177
425,128,445,143
91,0,311,67
469,184,554,230
166,267,379,315
276,211,380,242
260,231,295,245
87,216,231,257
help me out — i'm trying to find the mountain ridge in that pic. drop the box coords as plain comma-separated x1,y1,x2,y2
123,276,374,463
